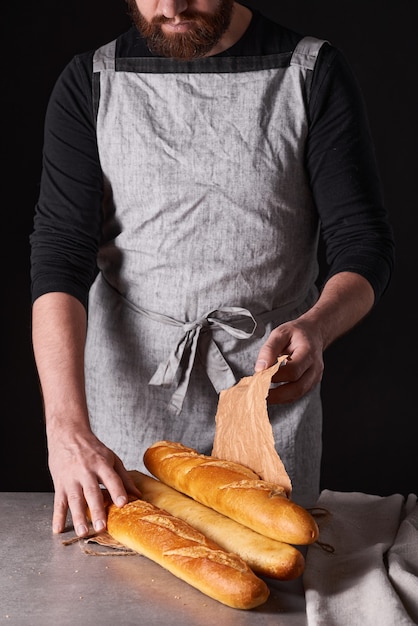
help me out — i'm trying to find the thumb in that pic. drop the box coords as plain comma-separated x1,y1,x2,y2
255,326,291,373
254,342,278,372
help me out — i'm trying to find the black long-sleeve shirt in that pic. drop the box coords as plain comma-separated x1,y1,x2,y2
30,10,395,309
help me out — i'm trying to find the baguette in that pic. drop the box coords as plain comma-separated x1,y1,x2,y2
129,470,305,580
143,441,319,545
105,497,269,609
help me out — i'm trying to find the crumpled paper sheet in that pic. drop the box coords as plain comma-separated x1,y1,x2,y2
63,530,137,556
211,356,292,496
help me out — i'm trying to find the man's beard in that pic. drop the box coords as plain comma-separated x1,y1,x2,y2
127,0,235,60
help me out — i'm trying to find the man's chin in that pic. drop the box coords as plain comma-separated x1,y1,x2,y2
128,0,235,59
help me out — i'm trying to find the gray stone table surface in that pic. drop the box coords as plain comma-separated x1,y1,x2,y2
0,492,307,625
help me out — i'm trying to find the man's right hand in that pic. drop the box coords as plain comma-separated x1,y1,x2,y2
48,427,141,536
32,293,141,536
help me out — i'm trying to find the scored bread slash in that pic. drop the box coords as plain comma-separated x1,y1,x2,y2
105,498,270,610
129,470,306,581
212,356,292,495
143,441,319,546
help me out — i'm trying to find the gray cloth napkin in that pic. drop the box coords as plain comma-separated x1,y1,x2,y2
303,490,418,625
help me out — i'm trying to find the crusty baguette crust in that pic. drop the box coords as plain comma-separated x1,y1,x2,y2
129,470,305,580
143,441,319,545
106,498,269,609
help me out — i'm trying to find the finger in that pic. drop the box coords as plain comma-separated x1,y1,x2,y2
113,455,142,498
66,487,91,537
52,491,69,534
98,460,131,511
270,356,293,383
254,336,289,373
267,382,299,405
267,368,317,404
83,485,108,533
120,471,142,500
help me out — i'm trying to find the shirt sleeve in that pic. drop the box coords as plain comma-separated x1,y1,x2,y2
307,44,395,303
30,51,102,309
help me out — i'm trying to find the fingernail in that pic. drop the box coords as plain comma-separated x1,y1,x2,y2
116,496,127,507
52,523,61,534
255,359,268,371
76,524,89,536
93,519,106,532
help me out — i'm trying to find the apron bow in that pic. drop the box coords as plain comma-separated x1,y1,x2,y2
148,307,265,415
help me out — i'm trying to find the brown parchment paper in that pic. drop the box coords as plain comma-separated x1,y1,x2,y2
62,530,137,556
211,356,292,496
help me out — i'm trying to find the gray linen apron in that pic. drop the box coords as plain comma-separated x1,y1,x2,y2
86,36,326,506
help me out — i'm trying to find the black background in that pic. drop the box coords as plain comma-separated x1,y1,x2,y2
2,1,417,496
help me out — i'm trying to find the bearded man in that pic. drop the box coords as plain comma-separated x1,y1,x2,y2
30,1,394,537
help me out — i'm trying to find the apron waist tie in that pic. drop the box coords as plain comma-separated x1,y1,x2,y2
147,307,265,415
123,301,265,415
103,278,312,415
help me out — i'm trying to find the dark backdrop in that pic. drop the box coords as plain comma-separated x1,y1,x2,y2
2,1,417,496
